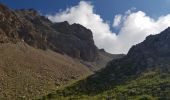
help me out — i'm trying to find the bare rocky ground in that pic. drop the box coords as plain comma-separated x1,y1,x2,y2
0,42,92,99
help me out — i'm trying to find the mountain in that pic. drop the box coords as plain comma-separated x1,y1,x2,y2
0,3,122,99
127,27,170,70
0,4,98,61
42,28,170,99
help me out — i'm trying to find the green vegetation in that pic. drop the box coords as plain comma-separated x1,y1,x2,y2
39,71,170,100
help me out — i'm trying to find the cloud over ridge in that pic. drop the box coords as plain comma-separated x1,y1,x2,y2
47,1,170,54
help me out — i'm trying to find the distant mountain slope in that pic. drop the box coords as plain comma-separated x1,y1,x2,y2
0,42,92,99
42,28,170,99
82,49,125,71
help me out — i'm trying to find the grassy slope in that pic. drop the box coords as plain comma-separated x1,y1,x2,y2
41,70,170,100
0,42,92,99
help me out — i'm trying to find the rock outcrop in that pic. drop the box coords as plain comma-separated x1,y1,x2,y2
127,27,170,70
0,3,98,61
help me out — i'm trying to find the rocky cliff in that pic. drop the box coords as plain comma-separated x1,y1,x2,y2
0,3,98,61
127,27,170,70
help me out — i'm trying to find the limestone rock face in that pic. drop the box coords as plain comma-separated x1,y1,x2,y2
52,22,98,61
0,4,98,61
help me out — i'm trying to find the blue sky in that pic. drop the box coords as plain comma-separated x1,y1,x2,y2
1,0,170,54
1,0,170,22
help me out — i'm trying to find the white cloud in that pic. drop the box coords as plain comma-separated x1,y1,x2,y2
117,11,170,53
47,1,170,54
113,14,122,27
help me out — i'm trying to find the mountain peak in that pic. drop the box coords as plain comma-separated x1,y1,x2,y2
60,21,69,25
163,26,170,32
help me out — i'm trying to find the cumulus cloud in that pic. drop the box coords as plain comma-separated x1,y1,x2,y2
47,1,170,54
113,14,122,27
